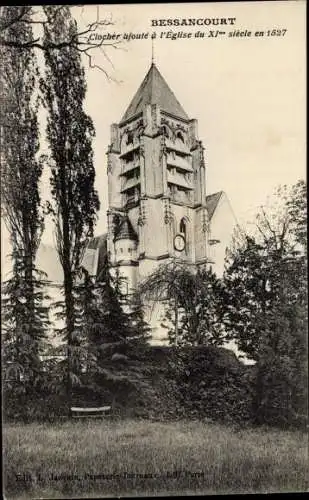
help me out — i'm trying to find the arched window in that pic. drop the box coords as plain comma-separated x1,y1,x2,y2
162,125,170,138
179,217,187,237
179,217,190,256
127,132,134,145
176,131,184,143
113,214,120,228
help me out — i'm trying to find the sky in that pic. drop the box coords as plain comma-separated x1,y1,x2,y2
1,1,306,261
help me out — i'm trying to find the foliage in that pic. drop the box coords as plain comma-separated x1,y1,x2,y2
1,6,50,391
140,262,227,347
223,180,307,427
40,5,100,405
263,180,307,250
55,252,151,407
41,5,100,275
253,265,308,427
222,236,275,359
3,389,67,423
88,265,150,405
2,259,51,394
126,292,152,347
0,6,121,76
140,346,254,424
180,349,254,424
223,180,307,359
1,7,44,254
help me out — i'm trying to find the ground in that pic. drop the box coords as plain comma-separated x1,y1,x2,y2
3,419,308,498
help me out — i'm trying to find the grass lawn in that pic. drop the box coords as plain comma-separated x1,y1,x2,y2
3,419,308,498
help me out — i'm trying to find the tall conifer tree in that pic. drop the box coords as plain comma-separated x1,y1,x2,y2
40,6,100,407
1,6,49,391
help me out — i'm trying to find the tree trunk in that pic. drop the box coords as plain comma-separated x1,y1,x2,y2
23,220,38,387
174,297,178,346
63,229,74,416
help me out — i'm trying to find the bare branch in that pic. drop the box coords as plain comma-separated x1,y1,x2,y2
0,6,124,74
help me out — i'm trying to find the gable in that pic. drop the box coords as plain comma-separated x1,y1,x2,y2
206,191,224,221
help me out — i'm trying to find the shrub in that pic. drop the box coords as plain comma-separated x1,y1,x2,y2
3,345,255,425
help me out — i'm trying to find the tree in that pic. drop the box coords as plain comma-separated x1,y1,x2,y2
126,292,152,347
1,6,49,390
284,179,306,248
0,5,122,76
253,273,307,426
223,181,307,426
92,261,150,359
223,180,307,361
222,236,273,359
97,275,152,411
40,6,100,408
139,262,227,346
71,258,151,408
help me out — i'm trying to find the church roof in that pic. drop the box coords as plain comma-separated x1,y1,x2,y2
87,234,106,250
80,234,107,278
114,216,138,242
206,191,224,220
121,63,189,123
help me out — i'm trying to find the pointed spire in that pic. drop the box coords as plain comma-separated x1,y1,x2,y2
120,63,189,123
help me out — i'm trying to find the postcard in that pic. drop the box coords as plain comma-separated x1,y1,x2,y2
1,2,307,498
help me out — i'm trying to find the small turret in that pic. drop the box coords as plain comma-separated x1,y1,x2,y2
113,215,138,294
114,215,138,259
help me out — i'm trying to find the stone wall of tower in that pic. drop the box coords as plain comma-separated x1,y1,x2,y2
113,235,138,294
191,143,206,207
194,206,210,263
106,208,120,266
107,124,122,209
143,104,164,197
140,198,169,258
168,203,196,262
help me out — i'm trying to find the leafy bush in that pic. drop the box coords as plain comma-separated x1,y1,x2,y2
7,343,305,428
170,346,254,424
119,345,255,424
3,389,68,423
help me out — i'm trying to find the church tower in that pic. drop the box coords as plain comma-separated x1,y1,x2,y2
106,62,211,293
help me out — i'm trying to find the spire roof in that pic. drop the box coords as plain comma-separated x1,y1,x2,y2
121,63,189,123
114,216,138,242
